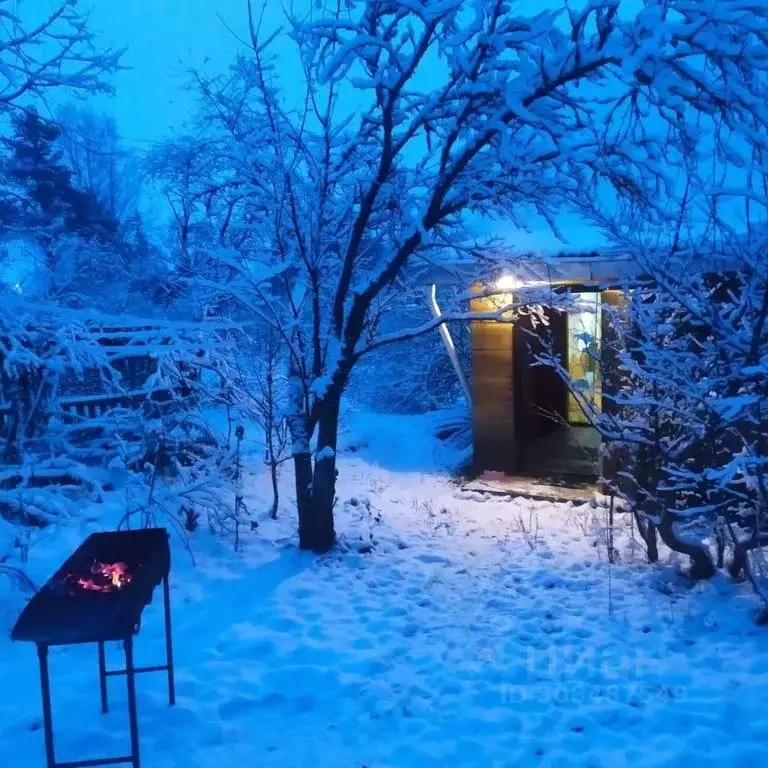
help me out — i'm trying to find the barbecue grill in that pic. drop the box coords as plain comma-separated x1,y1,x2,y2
12,528,176,768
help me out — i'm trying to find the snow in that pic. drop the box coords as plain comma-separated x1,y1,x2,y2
2,411,768,767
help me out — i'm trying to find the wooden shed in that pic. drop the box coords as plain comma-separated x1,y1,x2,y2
467,252,637,480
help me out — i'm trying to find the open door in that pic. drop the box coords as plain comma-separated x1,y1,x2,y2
514,296,604,479
514,308,568,471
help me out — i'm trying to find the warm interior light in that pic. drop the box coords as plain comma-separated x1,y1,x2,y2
495,274,519,291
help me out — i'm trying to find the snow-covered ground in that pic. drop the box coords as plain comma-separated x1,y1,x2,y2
2,411,768,768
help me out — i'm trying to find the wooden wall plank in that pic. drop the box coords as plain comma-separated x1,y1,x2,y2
470,289,517,472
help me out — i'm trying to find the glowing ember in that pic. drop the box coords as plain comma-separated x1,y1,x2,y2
67,561,132,593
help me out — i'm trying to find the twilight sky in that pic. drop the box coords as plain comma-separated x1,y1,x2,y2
88,0,288,144
85,0,604,251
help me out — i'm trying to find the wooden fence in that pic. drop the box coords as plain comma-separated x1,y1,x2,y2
57,389,174,422
1,320,206,443
0,389,177,440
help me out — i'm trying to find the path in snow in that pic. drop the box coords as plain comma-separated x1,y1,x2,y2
1,412,768,768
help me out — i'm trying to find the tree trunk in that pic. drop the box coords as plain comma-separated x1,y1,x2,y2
285,362,318,548
303,395,340,552
635,512,660,563
2,407,21,465
269,458,279,520
294,451,313,543
728,534,768,581
715,523,726,570
657,512,716,579
645,520,659,564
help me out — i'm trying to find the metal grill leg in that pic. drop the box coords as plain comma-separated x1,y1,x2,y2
124,637,141,768
97,641,109,713
37,644,56,768
162,574,176,706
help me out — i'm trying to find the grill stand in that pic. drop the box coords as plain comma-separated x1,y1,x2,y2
35,574,175,768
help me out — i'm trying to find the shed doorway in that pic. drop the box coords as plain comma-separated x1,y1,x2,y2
516,292,602,479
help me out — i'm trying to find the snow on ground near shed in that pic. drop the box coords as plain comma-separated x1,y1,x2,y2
2,410,768,768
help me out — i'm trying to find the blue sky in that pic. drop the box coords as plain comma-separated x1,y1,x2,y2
88,0,294,145
84,0,603,250
87,1,555,144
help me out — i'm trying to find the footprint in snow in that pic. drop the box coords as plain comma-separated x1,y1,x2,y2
414,552,452,565
290,586,315,600
271,616,301,633
218,695,262,720
197,727,225,747
567,626,594,639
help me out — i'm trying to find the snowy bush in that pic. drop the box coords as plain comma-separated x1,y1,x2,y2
120,412,239,550
538,246,768,587
351,287,470,414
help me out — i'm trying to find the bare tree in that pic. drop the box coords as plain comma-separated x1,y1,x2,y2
56,104,140,222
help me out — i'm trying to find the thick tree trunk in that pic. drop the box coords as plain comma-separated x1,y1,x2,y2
657,512,716,579
285,362,319,549
294,451,313,543
303,395,340,552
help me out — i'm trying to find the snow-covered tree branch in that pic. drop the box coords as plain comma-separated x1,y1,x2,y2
0,0,121,113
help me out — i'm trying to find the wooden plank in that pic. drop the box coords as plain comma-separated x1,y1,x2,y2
463,475,596,504
471,300,518,473
473,373,514,393
473,396,515,417
470,292,498,313
473,380,514,401
471,322,514,351
473,416,514,436
472,348,517,377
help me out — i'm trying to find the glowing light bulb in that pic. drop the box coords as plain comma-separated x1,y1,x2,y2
495,274,518,291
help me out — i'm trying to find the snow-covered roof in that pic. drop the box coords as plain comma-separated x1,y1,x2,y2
415,249,640,287
510,251,639,285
